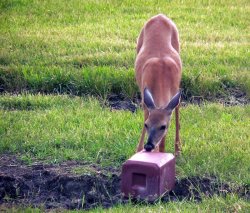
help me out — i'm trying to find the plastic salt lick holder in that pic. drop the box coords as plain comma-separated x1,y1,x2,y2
121,151,175,201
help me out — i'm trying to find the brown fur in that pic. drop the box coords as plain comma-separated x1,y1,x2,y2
135,14,182,155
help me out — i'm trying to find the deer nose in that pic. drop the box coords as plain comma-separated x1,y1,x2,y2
145,128,156,151
144,143,155,152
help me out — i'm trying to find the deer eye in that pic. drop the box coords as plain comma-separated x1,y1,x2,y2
160,125,166,130
144,123,148,129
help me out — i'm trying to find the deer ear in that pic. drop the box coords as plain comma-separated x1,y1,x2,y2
165,90,181,113
144,88,156,110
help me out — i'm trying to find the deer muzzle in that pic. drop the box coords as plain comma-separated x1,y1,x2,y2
144,128,157,152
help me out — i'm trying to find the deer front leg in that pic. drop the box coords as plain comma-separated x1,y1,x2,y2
175,104,181,156
137,126,146,152
159,136,166,152
136,108,149,152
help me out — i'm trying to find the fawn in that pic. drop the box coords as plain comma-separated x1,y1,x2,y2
135,14,182,156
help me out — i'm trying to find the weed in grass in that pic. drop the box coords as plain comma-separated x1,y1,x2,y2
72,166,99,176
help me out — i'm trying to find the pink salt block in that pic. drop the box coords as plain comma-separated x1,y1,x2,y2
121,151,175,201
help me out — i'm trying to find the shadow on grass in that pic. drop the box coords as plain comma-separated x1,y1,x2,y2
0,66,249,104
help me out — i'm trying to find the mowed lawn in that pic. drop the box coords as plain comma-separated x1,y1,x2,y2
0,94,249,185
0,0,249,98
0,0,250,212
0,94,250,212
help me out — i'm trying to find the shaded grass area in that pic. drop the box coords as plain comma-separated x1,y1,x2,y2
0,66,138,99
0,94,249,185
0,0,249,99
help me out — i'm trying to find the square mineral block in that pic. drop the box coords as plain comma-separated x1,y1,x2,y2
121,151,175,201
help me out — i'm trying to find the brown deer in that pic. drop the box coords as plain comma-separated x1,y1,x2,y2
135,14,182,156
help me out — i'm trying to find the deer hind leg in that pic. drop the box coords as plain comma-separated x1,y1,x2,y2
175,104,181,156
136,108,149,152
136,28,144,54
171,26,180,53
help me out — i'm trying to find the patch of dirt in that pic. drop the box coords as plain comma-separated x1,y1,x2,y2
107,88,249,112
107,94,139,113
0,154,249,210
215,87,249,106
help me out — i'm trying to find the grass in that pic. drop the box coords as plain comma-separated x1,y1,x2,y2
0,94,249,185
88,194,250,213
0,0,249,98
0,0,249,211
4,194,250,212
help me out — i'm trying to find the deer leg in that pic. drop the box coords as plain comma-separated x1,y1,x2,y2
137,126,146,152
159,136,166,152
136,109,149,152
175,104,181,156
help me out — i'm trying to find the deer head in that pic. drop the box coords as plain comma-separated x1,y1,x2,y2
143,88,181,151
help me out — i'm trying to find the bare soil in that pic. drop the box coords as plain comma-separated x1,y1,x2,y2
107,88,249,112
107,94,139,113
0,154,249,211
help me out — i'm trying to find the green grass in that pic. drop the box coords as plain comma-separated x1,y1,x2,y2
0,0,249,98
4,194,250,212
0,94,249,185
0,1,249,211
88,194,250,213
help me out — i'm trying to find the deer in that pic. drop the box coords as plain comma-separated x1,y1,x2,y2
135,14,182,156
